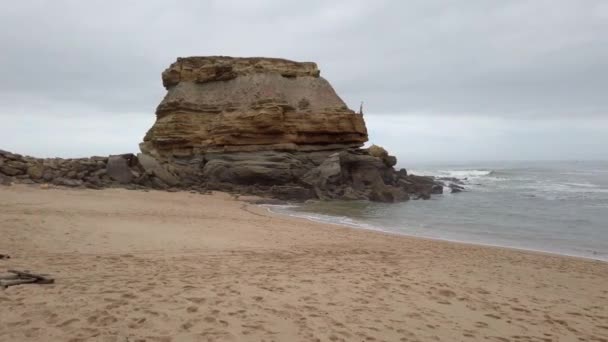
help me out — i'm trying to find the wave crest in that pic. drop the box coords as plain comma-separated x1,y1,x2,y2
440,170,493,178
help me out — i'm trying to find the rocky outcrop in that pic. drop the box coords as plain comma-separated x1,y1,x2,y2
0,147,449,202
136,56,448,202
141,56,367,160
1,56,455,202
0,150,203,192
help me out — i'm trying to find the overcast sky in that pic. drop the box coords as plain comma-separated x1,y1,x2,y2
1,0,607,164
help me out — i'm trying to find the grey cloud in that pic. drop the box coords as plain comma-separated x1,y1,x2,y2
1,0,607,116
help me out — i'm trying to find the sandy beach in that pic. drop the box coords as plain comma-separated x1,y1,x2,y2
1,185,607,342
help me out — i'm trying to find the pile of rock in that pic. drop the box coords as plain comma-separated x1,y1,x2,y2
0,147,446,202
0,150,197,192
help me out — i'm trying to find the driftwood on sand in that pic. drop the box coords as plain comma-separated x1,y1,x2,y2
0,270,54,289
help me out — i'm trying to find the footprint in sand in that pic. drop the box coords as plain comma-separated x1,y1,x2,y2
475,321,489,328
438,289,456,297
128,317,147,329
186,297,206,304
98,315,118,326
121,293,137,299
45,312,59,324
56,318,80,328
463,332,476,338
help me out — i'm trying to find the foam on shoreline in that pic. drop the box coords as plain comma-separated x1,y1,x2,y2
264,204,608,263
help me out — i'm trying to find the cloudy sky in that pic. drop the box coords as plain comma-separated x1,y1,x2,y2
1,0,607,164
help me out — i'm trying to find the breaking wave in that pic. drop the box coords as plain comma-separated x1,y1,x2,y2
410,169,494,179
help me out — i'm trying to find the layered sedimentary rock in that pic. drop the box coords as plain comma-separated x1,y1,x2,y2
140,56,367,159
0,56,454,202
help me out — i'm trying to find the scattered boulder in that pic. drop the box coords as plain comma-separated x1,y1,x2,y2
27,163,44,180
367,145,388,159
384,155,397,167
150,177,169,190
449,183,465,193
0,164,22,176
431,184,444,194
0,173,11,186
42,170,56,182
137,153,179,187
52,178,83,187
106,155,134,184
366,145,397,167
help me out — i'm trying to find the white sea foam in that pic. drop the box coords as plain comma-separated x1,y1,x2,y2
264,205,386,233
533,182,608,194
563,182,599,188
441,170,493,178
410,169,493,179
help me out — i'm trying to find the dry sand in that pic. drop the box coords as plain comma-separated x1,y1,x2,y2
0,185,607,342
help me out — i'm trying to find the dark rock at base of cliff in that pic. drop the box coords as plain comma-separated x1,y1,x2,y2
369,184,410,203
137,153,180,187
0,146,449,203
106,155,134,184
270,185,314,201
52,178,84,187
449,183,465,193
431,184,444,194
198,148,445,203
0,164,23,176
27,163,44,179
0,173,12,186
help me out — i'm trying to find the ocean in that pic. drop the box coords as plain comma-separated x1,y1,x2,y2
270,160,608,262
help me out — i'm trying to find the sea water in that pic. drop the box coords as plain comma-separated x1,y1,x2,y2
270,161,608,261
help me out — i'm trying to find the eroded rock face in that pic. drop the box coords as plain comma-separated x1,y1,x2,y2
141,56,368,160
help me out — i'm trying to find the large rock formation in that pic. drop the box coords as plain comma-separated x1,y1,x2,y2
137,56,444,202
141,56,367,159
0,56,454,202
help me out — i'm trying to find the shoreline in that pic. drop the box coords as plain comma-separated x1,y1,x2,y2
2,185,607,341
264,203,608,264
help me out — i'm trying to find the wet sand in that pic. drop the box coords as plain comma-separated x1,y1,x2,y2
1,185,607,341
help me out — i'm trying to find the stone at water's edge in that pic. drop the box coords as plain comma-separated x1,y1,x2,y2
0,173,11,186
0,57,450,202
